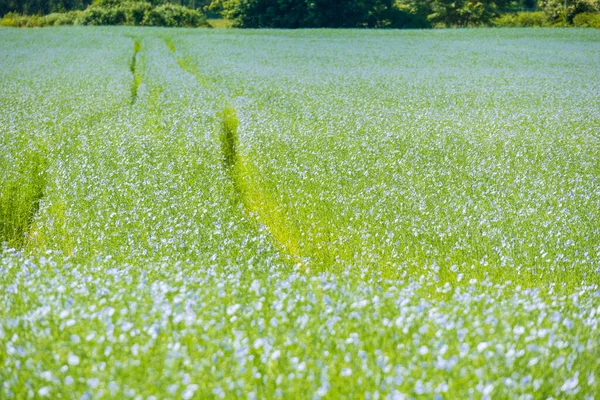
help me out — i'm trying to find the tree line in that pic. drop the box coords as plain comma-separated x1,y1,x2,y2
0,0,211,16
1,0,598,27
209,0,598,28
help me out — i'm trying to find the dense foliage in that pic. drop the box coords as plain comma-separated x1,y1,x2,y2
209,0,427,28
0,0,209,17
78,1,208,26
0,0,91,17
208,0,598,28
493,10,550,25
0,0,209,27
539,0,599,22
573,10,600,25
396,0,514,27
2,0,599,27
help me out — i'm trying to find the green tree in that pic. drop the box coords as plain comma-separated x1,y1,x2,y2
539,0,599,23
424,0,511,26
210,0,426,27
1,0,92,16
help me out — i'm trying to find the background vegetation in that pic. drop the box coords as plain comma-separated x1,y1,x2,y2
0,0,211,16
207,0,599,28
1,0,599,27
0,0,210,27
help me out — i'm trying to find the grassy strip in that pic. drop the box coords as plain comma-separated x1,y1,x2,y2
0,145,48,249
166,39,306,265
220,107,308,272
219,106,309,267
130,39,142,104
164,36,212,89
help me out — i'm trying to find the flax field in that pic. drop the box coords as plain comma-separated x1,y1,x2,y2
1,27,599,399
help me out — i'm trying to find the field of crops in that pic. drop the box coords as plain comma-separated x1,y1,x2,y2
1,27,599,398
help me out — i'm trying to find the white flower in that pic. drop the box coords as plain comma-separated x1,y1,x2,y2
226,304,240,316
250,280,260,294
67,353,80,366
513,325,525,335
40,371,53,381
182,384,199,399
561,374,579,392
482,384,493,396
390,391,406,400
167,384,178,395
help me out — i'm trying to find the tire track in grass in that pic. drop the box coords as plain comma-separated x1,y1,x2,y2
166,37,307,268
219,106,306,266
130,39,142,104
164,37,210,89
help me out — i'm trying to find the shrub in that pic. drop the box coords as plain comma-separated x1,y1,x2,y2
539,0,599,24
142,4,208,27
573,11,600,26
42,11,81,25
44,12,66,25
0,2,209,28
77,6,127,25
0,12,30,27
58,11,83,25
493,11,549,27
24,15,47,27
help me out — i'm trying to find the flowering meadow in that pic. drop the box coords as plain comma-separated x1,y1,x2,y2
1,27,599,399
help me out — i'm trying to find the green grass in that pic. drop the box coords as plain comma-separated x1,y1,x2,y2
0,143,47,248
207,18,233,29
0,27,599,398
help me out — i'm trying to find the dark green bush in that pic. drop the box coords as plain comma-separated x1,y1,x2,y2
45,11,83,25
0,0,90,17
24,15,46,27
386,8,431,28
493,11,549,27
212,0,423,28
0,12,31,27
142,4,208,27
573,11,600,27
92,0,166,6
0,0,208,27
